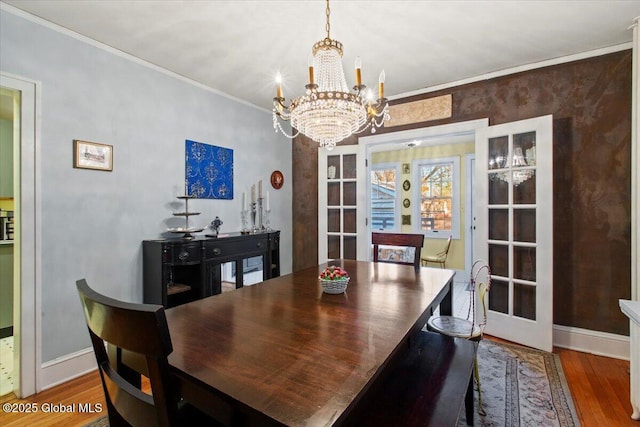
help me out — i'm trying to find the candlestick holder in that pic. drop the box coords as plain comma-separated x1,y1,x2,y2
241,209,249,234
251,202,258,233
258,197,264,231
264,209,272,232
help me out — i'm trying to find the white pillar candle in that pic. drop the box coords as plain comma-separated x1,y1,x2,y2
242,192,247,211
266,191,270,211
259,180,263,198
251,185,256,203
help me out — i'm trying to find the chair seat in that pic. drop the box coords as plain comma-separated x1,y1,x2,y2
427,315,482,339
422,255,445,262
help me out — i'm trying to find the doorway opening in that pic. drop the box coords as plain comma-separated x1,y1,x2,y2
360,119,488,281
1,73,40,398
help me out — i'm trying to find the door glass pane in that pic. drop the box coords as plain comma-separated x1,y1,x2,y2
489,279,509,314
488,244,508,277
343,182,356,206
514,283,536,320
344,236,356,259
328,182,340,206
489,209,508,241
343,154,356,179
514,246,536,281
328,235,340,259
513,131,536,166
327,155,341,179
488,175,508,205
513,209,536,243
488,136,508,171
328,209,340,233
514,173,536,204
344,209,356,234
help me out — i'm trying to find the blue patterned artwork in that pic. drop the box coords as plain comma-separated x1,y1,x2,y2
185,140,233,199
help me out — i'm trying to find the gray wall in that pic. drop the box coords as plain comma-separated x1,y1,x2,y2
1,10,292,362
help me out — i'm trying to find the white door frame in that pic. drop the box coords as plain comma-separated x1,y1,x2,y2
1,72,41,397
465,154,476,281
360,119,489,274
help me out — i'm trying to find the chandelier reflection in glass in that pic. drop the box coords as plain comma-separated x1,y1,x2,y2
272,0,389,150
489,146,535,186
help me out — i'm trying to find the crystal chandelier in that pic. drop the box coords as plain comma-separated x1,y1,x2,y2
489,147,535,186
272,0,389,150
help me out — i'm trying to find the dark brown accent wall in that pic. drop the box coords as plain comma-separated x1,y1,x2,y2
292,50,632,335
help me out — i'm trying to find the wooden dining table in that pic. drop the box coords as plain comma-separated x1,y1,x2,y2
165,259,455,426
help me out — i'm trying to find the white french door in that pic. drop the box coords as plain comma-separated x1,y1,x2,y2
475,115,553,352
318,144,367,263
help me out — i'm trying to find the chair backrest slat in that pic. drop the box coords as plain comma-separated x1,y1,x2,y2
372,232,424,268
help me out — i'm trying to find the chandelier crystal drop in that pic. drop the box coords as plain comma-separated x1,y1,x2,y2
272,0,389,150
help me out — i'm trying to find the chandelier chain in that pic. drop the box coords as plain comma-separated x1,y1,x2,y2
325,0,331,39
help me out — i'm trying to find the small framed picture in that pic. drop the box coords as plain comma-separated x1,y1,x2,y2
402,163,410,174
402,179,411,191
74,140,113,171
271,170,284,189
403,198,411,208
402,215,411,225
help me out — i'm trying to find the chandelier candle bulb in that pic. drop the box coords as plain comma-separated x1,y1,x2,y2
275,72,283,98
378,70,385,99
355,56,362,86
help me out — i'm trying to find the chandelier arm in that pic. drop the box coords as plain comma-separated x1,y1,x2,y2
272,113,300,139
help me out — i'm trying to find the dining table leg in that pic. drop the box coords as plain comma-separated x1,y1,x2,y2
439,280,453,316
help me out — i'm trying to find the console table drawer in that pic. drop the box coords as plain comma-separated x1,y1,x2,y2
204,236,268,260
163,243,201,264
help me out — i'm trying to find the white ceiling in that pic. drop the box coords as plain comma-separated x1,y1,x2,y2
3,1,640,112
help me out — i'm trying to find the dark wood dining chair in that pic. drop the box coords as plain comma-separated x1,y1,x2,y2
76,279,221,427
372,232,425,268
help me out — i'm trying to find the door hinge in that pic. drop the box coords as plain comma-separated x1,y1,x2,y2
365,158,368,167
365,217,368,226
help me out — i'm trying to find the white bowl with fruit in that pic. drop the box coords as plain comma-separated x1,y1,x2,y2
318,265,350,294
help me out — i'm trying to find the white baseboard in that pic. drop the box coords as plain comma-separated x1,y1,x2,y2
553,324,630,360
40,346,97,391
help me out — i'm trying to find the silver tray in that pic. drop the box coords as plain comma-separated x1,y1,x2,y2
168,227,204,233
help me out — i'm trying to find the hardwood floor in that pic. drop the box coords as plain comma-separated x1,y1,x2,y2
0,346,635,426
0,371,106,427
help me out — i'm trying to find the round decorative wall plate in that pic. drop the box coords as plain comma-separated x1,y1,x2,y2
403,180,411,191
271,170,284,189
403,198,411,208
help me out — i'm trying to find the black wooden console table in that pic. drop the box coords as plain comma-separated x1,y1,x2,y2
143,231,280,308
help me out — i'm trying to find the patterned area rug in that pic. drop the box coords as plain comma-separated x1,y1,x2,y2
84,415,108,427
459,339,581,426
